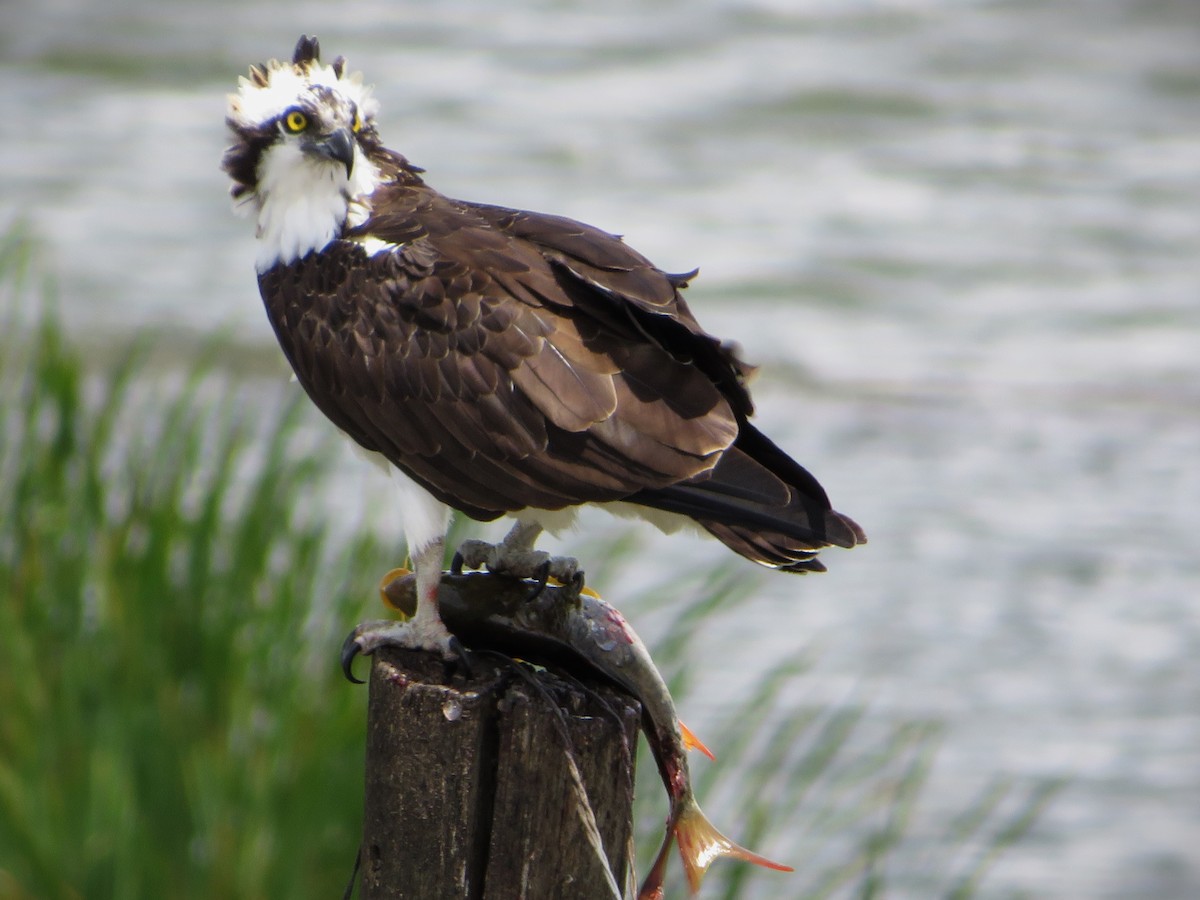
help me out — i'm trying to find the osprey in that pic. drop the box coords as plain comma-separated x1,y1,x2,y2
224,36,864,654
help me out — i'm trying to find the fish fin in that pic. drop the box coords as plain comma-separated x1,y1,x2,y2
674,798,793,894
378,567,415,616
678,720,716,761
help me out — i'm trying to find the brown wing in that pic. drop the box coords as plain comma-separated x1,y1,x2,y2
463,201,864,556
467,203,758,420
259,182,740,520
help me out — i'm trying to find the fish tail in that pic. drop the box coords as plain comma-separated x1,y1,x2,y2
678,719,716,761
673,797,793,894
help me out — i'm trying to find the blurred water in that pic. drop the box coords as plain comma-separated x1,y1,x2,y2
2,0,1198,896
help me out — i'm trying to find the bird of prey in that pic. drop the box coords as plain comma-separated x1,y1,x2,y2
223,36,864,654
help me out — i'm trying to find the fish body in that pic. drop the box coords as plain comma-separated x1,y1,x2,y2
360,569,791,897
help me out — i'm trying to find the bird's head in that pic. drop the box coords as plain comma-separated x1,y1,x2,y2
222,35,382,216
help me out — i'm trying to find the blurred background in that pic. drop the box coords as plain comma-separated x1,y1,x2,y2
1,0,1197,897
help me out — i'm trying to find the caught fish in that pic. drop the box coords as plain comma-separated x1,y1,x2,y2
343,568,792,898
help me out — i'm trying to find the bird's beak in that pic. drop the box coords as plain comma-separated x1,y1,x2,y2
305,127,355,178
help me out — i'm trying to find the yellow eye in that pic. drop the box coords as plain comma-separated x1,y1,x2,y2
352,110,364,133
283,109,309,133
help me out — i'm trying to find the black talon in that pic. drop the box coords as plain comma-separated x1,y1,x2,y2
450,551,465,576
340,629,367,685
447,635,475,678
567,569,585,599
526,560,552,601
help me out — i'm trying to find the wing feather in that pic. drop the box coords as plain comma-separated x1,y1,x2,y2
261,183,754,519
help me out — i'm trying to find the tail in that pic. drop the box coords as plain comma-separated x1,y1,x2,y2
630,424,865,574
638,796,792,899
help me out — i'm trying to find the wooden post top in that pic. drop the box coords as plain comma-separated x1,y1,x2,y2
359,645,641,900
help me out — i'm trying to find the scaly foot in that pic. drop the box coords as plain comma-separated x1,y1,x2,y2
452,521,582,586
340,618,467,683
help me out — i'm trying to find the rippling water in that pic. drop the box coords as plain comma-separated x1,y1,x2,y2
2,1,1198,896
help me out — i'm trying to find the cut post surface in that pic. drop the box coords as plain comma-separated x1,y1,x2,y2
360,645,641,900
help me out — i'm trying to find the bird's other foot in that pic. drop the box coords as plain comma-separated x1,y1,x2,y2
452,538,581,587
341,618,468,683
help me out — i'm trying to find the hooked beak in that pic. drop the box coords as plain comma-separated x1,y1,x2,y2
304,127,355,178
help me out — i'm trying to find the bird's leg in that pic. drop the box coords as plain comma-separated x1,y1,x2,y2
406,535,456,653
340,536,459,669
452,520,581,586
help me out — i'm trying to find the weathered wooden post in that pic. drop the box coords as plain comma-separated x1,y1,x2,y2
359,644,642,899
